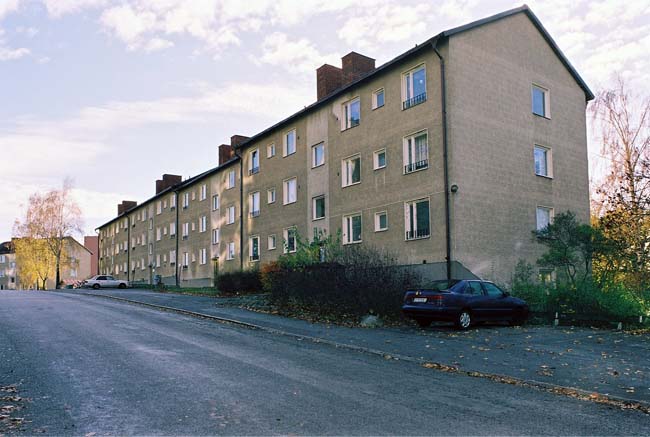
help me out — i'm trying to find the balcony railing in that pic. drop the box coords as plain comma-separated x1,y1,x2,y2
250,210,260,218
249,166,260,175
402,92,427,110
404,159,429,174
406,228,430,240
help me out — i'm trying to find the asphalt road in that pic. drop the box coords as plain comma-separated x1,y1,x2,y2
0,291,647,435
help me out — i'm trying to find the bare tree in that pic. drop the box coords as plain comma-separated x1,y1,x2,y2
14,180,83,289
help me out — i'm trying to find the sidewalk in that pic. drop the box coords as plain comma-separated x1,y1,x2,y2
67,288,650,405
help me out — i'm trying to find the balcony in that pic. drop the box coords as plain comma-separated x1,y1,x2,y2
250,210,260,218
404,159,429,174
402,92,427,110
249,166,259,176
406,228,430,241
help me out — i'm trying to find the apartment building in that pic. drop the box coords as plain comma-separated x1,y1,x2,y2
97,5,592,286
0,241,16,290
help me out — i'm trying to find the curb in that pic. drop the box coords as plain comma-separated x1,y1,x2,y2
65,291,650,415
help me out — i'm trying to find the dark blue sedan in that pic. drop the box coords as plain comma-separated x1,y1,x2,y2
402,280,528,330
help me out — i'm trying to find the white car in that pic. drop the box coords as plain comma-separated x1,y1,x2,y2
83,275,129,289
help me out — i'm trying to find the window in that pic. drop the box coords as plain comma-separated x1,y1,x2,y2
212,228,220,245
267,143,276,158
141,233,146,245
249,236,260,262
170,194,176,209
283,178,297,205
267,188,276,204
342,155,361,187
149,218,153,230
375,211,388,232
183,252,189,267
403,64,426,109
191,222,195,232
342,97,360,130
169,222,176,236
283,129,296,156
249,149,260,175
484,282,505,298
227,242,235,260
536,206,553,231
200,184,207,201
532,85,549,117
212,194,219,211
227,206,236,224
155,254,160,268
534,145,552,177
403,131,428,173
156,227,161,241
343,213,362,244
200,248,207,265
373,149,386,170
249,192,260,217
268,234,276,250
191,191,196,201
199,215,207,232
182,192,189,209
182,222,189,239
313,196,325,220
312,142,325,168
405,199,430,240
227,170,236,189
283,227,297,253
170,250,176,265
372,88,385,109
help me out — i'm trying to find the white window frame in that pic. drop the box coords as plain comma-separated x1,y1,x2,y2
170,194,176,209
403,130,429,174
199,215,207,233
249,191,261,217
342,97,360,130
157,201,162,215
227,170,236,189
312,195,325,221
212,228,220,245
182,252,189,267
536,206,554,231
267,187,276,204
283,227,297,254
373,148,386,170
156,227,161,241
534,145,553,178
372,88,385,109
182,192,189,209
200,248,207,265
249,235,260,262
283,177,297,205
375,211,388,232
312,142,325,168
226,242,235,260
283,129,296,157
212,194,220,211
267,143,276,158
532,84,551,118
182,222,189,239
341,154,361,187
402,64,427,109
342,213,362,244
226,206,236,224
170,250,176,265
249,149,260,175
169,222,176,236
268,234,276,250
200,184,207,201
404,198,431,241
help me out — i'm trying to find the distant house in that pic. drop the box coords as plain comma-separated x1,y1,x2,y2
0,241,17,290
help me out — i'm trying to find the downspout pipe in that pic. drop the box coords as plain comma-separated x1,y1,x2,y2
174,189,180,287
431,40,452,281
233,150,244,271
127,216,131,282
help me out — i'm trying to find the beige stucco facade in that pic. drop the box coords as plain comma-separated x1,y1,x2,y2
97,7,591,287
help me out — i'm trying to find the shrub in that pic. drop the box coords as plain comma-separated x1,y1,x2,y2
216,269,262,295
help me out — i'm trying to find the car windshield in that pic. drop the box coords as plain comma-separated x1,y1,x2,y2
422,280,461,291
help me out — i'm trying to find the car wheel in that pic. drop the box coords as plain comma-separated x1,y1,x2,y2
415,318,431,328
118,283,126,289
456,310,472,330
92,283,100,290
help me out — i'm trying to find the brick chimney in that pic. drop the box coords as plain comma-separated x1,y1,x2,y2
341,52,375,84
317,64,343,100
316,52,375,101
218,144,234,166
230,135,250,147
117,200,137,216
155,174,181,194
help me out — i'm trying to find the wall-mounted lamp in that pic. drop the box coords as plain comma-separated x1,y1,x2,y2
450,184,459,193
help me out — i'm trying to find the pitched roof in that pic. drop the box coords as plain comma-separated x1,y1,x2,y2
235,5,593,151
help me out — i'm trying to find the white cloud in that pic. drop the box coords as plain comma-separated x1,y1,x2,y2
143,37,174,52
257,32,338,73
0,28,29,61
15,26,38,37
42,0,108,18
0,0,20,20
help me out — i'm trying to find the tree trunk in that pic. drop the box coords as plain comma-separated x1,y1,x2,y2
55,253,61,289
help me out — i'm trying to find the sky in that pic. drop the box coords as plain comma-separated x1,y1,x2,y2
0,0,649,242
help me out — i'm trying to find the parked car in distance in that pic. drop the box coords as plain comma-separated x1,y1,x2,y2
402,280,528,330
83,275,129,290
